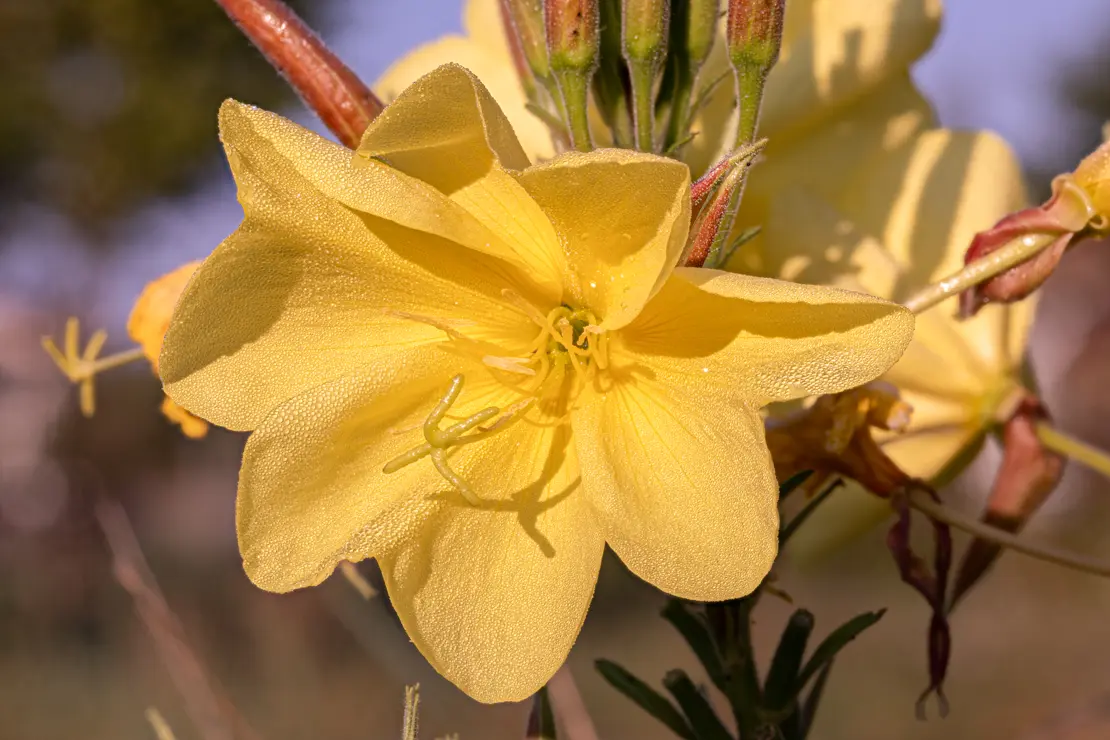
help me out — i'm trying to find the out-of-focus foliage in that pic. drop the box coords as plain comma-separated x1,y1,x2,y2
0,0,324,240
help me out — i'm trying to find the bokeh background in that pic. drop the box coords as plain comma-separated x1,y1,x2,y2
4,1,1110,738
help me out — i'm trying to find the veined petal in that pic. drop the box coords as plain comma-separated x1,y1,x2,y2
375,0,556,163
573,376,778,601
359,63,529,177
763,0,941,142
516,149,691,330
378,402,602,704
237,347,460,592
620,268,914,406
216,100,517,263
358,64,565,302
162,103,536,430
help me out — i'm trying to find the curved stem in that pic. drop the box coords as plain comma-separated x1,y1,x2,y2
902,232,1057,314
88,347,147,375
907,488,1110,578
1037,422,1110,480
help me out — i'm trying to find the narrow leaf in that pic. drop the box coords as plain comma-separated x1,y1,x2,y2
661,600,727,691
795,610,885,690
779,478,842,546
596,660,696,740
763,609,815,710
798,661,835,739
663,670,734,740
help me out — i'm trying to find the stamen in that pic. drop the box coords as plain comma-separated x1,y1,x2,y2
483,355,537,375
500,288,550,326
383,374,532,505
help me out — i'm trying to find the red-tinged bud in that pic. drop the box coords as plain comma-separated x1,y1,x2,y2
727,0,786,145
501,0,549,94
545,0,600,71
950,393,1065,608
960,148,1110,317
684,141,766,267
215,0,383,149
545,0,600,150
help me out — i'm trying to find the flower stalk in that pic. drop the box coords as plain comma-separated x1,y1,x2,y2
727,0,786,146
902,231,1058,314
214,0,383,148
621,0,669,151
545,0,600,151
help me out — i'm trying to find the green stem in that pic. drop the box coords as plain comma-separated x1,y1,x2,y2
902,232,1057,314
1037,422,1110,480
733,64,767,147
553,69,594,152
628,60,657,152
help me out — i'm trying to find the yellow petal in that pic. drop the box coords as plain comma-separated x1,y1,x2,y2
216,99,531,269
162,103,534,431
379,418,602,703
763,0,941,142
127,260,202,373
621,268,914,405
516,149,690,329
573,374,778,601
237,347,465,592
375,0,556,163
358,64,565,302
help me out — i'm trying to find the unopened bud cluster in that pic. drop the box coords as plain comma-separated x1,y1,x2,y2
500,0,785,158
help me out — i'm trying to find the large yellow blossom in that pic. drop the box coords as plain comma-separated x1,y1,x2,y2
377,0,1035,552
732,2,1035,548
160,64,912,701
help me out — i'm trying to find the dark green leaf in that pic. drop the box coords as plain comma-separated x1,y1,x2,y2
596,659,696,740
796,610,886,691
663,670,735,740
662,600,727,692
778,478,841,546
763,609,815,710
798,661,835,739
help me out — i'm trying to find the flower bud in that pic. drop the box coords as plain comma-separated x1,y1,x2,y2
684,141,766,267
622,0,668,63
684,0,719,70
500,0,550,93
215,0,383,149
545,0,600,72
545,0,601,150
727,0,786,145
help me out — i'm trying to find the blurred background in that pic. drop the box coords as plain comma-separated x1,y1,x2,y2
3,1,1110,738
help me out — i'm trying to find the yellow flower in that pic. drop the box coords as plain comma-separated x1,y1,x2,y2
725,2,1036,552
160,64,912,702
128,261,210,439
377,0,1034,552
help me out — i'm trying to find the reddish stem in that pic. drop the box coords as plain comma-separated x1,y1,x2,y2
215,0,384,148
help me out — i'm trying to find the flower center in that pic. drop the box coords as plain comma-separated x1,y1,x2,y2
485,290,609,396
381,291,609,503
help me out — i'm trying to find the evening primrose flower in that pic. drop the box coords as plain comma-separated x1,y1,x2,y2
159,64,913,702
